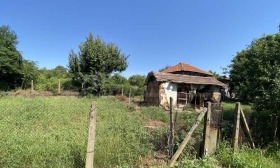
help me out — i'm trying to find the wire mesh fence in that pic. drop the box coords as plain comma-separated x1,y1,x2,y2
0,97,170,167
0,98,91,168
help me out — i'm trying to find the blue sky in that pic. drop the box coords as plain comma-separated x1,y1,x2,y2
1,0,280,77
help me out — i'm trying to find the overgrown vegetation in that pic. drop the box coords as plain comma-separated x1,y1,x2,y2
1,96,280,167
0,97,151,167
141,101,280,167
229,32,280,143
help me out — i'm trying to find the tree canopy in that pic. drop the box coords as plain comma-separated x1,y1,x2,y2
230,32,280,142
68,33,128,94
128,74,146,88
0,25,23,90
230,33,280,106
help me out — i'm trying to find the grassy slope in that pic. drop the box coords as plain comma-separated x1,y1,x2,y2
0,97,151,168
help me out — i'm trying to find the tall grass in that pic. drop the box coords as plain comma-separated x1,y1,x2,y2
141,105,204,162
216,142,279,168
0,96,151,167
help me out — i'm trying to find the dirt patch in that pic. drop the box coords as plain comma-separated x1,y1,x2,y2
136,152,168,168
7,90,80,98
144,119,167,129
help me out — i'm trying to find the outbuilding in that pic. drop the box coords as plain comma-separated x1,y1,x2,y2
144,62,226,108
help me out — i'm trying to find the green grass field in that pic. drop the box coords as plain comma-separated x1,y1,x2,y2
1,97,279,168
0,96,151,168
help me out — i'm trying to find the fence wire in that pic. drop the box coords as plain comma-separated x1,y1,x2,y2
0,98,169,168
0,99,91,168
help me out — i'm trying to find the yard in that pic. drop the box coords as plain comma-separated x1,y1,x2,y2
0,96,280,167
0,96,151,167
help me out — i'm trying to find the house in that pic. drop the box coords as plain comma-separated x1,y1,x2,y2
144,62,226,108
217,76,231,99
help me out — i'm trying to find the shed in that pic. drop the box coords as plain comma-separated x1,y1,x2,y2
144,62,226,108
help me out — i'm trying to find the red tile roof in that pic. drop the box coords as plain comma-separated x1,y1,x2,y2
162,62,213,76
146,72,226,88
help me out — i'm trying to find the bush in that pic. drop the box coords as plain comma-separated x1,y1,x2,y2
104,83,144,97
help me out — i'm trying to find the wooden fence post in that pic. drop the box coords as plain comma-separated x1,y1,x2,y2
31,80,34,93
85,103,97,168
232,102,241,152
58,80,61,94
128,88,131,104
202,101,211,156
169,107,207,167
240,109,255,149
168,97,175,159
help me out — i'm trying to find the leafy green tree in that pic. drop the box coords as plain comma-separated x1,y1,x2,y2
208,70,219,79
109,73,128,85
0,25,23,90
230,32,280,142
35,66,71,93
68,33,128,94
21,60,39,89
158,65,171,72
128,75,145,88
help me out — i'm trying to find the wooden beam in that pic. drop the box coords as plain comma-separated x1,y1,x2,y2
169,107,207,167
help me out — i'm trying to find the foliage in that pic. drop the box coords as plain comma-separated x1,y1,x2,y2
215,142,279,168
21,60,39,89
128,74,146,88
230,32,280,142
158,65,171,72
177,142,280,168
177,157,216,168
108,73,128,85
208,70,219,79
103,73,145,96
35,66,71,93
230,33,280,106
68,33,128,94
0,25,23,90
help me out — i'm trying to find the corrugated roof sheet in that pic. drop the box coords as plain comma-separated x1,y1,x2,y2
146,72,226,88
162,62,213,76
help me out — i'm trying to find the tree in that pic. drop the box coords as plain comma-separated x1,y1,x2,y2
68,33,128,94
208,70,219,79
128,74,146,88
35,66,71,93
21,60,39,89
109,73,128,85
0,25,23,90
158,65,171,72
230,32,280,142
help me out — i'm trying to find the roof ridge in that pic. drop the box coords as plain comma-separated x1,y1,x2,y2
162,62,213,76
180,62,184,70
149,72,226,87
